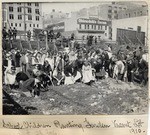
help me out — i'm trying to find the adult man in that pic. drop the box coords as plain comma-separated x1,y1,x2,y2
27,30,31,41
12,27,17,40
15,50,22,73
20,51,30,73
2,27,7,40
135,46,143,61
8,27,13,41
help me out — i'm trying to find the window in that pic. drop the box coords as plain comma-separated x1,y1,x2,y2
28,8,32,13
28,15,32,20
35,9,39,14
114,14,118,19
17,7,22,12
105,33,107,36
51,15,53,18
79,24,81,29
108,10,112,13
35,3,39,6
98,25,100,30
11,23,13,26
105,26,107,30
36,16,39,21
37,24,39,28
15,23,17,27
17,3,21,5
84,24,86,29
18,15,22,20
33,24,35,27
140,11,142,15
94,25,96,30
9,14,14,19
91,25,93,29
108,15,112,19
87,25,89,29
19,23,21,27
30,24,32,27
114,10,117,13
27,3,31,6
108,6,112,9
9,7,13,12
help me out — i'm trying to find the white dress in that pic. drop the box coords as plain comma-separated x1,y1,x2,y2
82,64,95,83
64,75,75,85
45,57,55,71
142,53,148,63
5,69,16,85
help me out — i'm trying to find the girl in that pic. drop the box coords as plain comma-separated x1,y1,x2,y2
82,60,95,85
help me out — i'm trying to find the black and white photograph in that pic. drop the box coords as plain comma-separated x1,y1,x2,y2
2,1,149,115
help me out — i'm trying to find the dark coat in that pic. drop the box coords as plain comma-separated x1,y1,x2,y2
16,72,29,82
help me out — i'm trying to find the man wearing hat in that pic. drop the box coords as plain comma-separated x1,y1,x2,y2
125,56,136,83
8,27,13,41
117,47,126,61
135,46,143,61
12,27,17,40
15,50,22,73
2,27,7,40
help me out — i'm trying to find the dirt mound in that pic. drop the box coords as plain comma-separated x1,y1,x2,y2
3,78,148,115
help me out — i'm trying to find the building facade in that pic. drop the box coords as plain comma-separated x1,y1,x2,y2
97,2,127,20
112,16,148,46
2,2,43,34
76,2,147,21
117,5,148,19
46,17,111,40
43,9,69,28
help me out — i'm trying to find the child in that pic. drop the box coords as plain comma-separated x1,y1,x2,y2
82,60,95,85
21,77,41,98
5,66,17,89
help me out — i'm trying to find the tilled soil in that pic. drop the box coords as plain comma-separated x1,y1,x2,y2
3,78,148,115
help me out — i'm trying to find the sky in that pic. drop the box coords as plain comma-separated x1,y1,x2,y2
41,2,110,15
41,1,147,15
